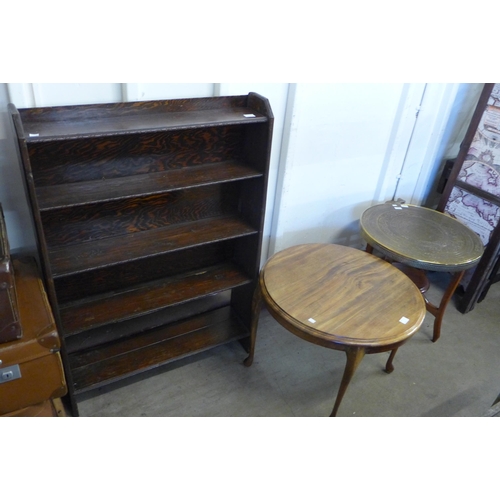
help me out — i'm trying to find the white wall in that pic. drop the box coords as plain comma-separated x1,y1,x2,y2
0,84,37,252
271,83,411,253
395,83,483,208
0,82,483,264
269,83,483,254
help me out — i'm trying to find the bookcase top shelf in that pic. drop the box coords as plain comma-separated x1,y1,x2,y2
11,94,270,143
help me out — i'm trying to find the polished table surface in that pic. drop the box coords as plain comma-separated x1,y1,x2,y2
244,243,426,416
360,203,484,342
360,203,483,272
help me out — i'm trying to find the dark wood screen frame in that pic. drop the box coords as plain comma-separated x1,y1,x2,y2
438,83,500,312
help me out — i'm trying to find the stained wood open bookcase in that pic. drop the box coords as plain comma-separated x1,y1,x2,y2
10,93,273,416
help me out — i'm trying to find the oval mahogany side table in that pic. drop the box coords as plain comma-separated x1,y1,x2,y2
244,243,426,417
360,203,484,342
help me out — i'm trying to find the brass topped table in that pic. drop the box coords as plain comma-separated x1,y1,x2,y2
244,243,426,417
360,203,484,342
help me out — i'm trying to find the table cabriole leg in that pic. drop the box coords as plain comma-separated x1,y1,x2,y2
384,348,398,373
330,347,366,417
243,282,263,367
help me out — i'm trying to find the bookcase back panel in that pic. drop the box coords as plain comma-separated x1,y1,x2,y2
28,126,246,186
54,240,238,303
41,183,241,246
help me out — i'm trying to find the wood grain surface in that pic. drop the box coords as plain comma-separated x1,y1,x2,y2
261,244,426,349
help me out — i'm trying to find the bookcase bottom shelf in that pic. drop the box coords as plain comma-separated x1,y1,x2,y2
69,306,248,394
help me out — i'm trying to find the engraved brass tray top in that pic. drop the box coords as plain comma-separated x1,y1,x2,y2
360,203,484,273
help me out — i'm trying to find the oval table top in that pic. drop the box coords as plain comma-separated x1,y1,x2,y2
261,243,426,350
360,203,484,272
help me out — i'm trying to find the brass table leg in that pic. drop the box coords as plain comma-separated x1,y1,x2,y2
330,347,365,417
425,270,465,342
244,283,263,367
371,257,465,343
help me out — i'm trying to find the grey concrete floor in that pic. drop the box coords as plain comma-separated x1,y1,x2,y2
77,272,500,417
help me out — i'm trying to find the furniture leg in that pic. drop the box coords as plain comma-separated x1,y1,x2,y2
425,270,465,342
385,348,398,374
330,347,365,417
243,282,263,367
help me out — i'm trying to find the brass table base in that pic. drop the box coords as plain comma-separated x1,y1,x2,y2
366,244,464,342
